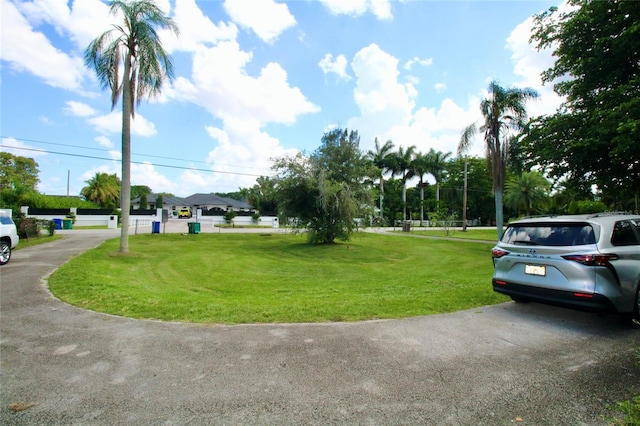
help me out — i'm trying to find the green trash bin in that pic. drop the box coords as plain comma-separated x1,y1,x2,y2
188,222,200,234
62,219,73,230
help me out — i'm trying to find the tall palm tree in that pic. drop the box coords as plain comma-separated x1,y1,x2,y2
504,171,551,217
427,148,452,210
458,80,538,239
84,0,179,253
412,151,431,226
366,138,395,219
81,172,121,209
390,145,416,221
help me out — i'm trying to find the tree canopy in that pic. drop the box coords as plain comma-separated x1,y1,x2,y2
273,129,373,244
526,0,640,208
459,80,539,238
81,172,121,209
0,152,39,191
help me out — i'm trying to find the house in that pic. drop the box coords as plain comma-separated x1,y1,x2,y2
130,194,190,212
183,193,254,213
130,193,255,216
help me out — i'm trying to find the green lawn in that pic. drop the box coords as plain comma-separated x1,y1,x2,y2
407,228,498,241
48,232,507,324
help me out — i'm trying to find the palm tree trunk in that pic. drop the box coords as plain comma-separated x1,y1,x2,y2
402,180,407,221
119,58,132,254
495,189,504,240
420,183,424,227
379,172,384,219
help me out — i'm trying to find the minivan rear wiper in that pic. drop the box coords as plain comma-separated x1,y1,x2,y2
512,240,540,246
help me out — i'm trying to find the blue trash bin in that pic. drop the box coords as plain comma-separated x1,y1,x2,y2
53,218,63,230
152,221,160,234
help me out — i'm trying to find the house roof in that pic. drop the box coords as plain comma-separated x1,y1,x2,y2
182,193,253,210
131,194,188,206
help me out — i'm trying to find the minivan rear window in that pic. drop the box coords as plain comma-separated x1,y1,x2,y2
502,223,596,246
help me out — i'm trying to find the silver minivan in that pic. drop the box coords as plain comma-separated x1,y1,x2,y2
491,213,640,325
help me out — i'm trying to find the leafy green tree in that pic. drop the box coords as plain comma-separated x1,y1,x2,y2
459,80,539,238
139,193,148,210
248,176,279,215
504,171,551,217
273,129,373,244
131,185,152,200
525,1,640,210
366,138,395,219
444,157,494,226
81,172,121,209
85,0,179,253
0,152,39,191
155,194,163,209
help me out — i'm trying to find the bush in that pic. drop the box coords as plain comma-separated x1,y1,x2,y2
224,209,237,224
66,212,76,224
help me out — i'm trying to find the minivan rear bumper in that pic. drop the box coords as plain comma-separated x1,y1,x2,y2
492,280,618,313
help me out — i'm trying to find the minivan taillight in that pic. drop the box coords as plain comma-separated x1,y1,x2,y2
562,254,619,266
491,248,509,258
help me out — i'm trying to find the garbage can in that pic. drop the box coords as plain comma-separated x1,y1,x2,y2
62,219,73,230
53,218,63,230
402,220,411,232
152,221,160,234
188,222,200,234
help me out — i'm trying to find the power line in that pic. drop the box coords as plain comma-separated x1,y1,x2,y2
0,144,265,178
0,135,269,173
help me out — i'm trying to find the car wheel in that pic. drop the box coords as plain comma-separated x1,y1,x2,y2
0,241,11,265
510,296,530,304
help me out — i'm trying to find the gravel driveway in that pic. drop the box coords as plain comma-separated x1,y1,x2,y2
1,228,639,425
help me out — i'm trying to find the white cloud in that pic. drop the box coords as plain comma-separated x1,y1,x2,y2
348,43,415,141
88,112,157,137
64,101,97,117
17,0,111,48
0,137,47,158
344,44,484,160
0,0,87,91
319,0,393,20
131,162,179,194
404,56,433,70
95,136,113,149
434,82,447,93
223,0,296,43
164,0,237,52
319,53,351,80
200,117,296,192
506,15,564,118
170,40,319,124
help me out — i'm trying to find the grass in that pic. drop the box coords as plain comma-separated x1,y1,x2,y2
48,232,506,324
16,235,62,250
408,228,498,241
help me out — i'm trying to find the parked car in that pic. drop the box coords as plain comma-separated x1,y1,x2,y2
0,216,19,265
178,208,192,219
491,213,640,325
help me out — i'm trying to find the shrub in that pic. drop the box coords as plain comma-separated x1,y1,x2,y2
224,209,237,224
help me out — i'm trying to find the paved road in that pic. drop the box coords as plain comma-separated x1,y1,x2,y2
1,228,639,425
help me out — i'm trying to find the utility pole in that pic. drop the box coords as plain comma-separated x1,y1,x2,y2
67,170,70,197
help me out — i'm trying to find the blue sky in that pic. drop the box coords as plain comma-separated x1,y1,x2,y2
1,0,563,197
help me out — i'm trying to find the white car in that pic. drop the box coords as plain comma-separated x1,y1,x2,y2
0,216,19,265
